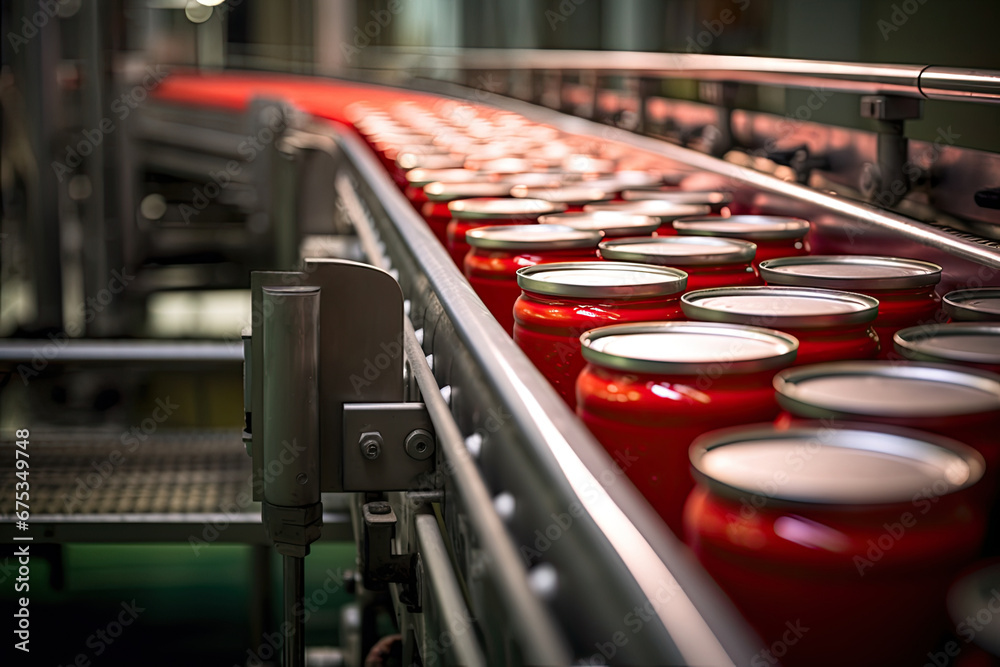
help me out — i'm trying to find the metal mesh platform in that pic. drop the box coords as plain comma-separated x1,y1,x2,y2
0,429,351,543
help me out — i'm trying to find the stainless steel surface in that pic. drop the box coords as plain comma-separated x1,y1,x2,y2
284,554,306,667
0,340,244,364
360,48,1000,104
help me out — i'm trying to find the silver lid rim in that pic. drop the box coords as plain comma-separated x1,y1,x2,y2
673,215,811,241
449,197,566,219
943,288,1000,322
424,183,513,202
516,261,688,299
681,286,880,328
584,201,713,222
599,236,757,266
466,224,602,251
773,360,1000,418
579,321,798,375
537,212,661,236
621,189,734,206
688,422,985,506
758,255,943,290
894,323,1000,364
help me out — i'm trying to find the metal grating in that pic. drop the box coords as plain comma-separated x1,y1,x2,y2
0,429,252,516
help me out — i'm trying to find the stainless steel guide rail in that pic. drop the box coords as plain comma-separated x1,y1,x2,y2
359,47,1000,104
291,120,762,664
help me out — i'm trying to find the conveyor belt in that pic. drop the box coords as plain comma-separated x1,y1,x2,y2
0,430,351,543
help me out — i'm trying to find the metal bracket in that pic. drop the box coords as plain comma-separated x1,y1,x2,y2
859,94,923,207
343,403,436,492
361,501,421,612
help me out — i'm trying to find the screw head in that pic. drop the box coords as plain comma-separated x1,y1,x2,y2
405,429,435,461
360,431,383,460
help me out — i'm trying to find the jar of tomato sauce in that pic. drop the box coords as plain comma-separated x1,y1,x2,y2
944,288,1000,322
465,224,602,334
513,262,688,408
403,168,486,206
581,170,666,196
420,182,513,246
446,198,566,267
585,200,711,234
674,215,811,266
685,423,986,667
576,321,798,532
622,189,734,214
537,211,660,238
759,255,942,359
598,236,760,290
510,185,612,212
894,323,1000,374
681,286,880,364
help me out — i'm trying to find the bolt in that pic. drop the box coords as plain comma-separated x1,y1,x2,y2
360,431,383,460
405,429,435,461
296,473,308,485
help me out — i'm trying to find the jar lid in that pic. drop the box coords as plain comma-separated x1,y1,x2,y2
405,168,486,187
758,255,943,290
774,361,1000,418
584,200,712,222
584,170,665,192
674,215,811,241
448,197,566,219
468,157,539,174
598,236,757,266
689,424,984,505
510,185,612,206
943,288,1000,322
894,323,1000,366
516,261,687,299
467,224,601,251
500,172,577,188
622,190,734,206
580,321,798,374
424,182,513,202
562,155,617,174
396,152,467,171
538,211,660,237
682,286,879,328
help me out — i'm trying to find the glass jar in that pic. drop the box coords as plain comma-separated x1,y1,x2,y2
622,189,734,214
513,262,688,408
537,211,660,238
681,286,880,364
420,182,513,246
510,184,612,212
685,424,985,667
464,224,602,334
674,215,811,266
598,236,760,291
576,321,798,532
894,323,1000,374
584,200,712,235
446,197,566,267
402,168,487,206
944,288,1000,322
759,255,942,359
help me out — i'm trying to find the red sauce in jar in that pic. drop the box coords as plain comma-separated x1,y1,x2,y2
513,262,688,408
537,211,660,238
402,168,487,206
420,182,513,246
510,185,612,212
598,236,761,290
446,197,566,267
584,200,711,235
674,215,811,266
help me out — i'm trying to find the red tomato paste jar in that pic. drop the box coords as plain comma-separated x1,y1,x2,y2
513,262,688,408
894,323,1000,374
684,423,986,667
420,182,513,246
537,211,660,238
446,198,566,267
673,215,811,266
464,224,602,334
576,321,799,532
510,184,612,212
773,360,1000,498
622,188,734,214
944,288,1000,322
598,236,760,290
584,200,711,234
758,255,942,358
403,168,486,206
681,286,880,364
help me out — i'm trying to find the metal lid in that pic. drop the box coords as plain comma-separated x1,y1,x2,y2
689,424,984,505
405,168,485,187
468,157,538,174
894,323,1000,365
396,152,466,171
538,211,661,237
774,361,1000,418
467,224,601,251
448,197,566,219
674,215,811,241
580,321,798,374
944,288,1000,321
562,155,617,174
500,172,576,187
510,185,612,205
424,182,513,202
584,200,712,222
516,262,687,299
584,170,665,191
682,286,879,328
598,236,757,266
758,255,943,290
622,190,734,206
